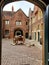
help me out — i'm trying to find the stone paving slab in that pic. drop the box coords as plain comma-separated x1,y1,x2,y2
25,39,42,49
1,39,42,65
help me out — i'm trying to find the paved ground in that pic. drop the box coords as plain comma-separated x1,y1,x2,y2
1,39,42,65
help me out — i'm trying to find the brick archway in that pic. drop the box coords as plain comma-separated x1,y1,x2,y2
14,28,23,37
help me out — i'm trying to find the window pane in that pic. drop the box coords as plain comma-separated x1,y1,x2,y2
16,21,21,25
20,22,21,25
5,21,7,24
5,30,9,35
5,20,9,24
16,22,19,25
7,21,9,24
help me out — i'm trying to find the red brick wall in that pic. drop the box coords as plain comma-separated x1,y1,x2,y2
2,9,29,38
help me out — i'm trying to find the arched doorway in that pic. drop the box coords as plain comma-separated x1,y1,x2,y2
14,29,23,37
0,0,49,65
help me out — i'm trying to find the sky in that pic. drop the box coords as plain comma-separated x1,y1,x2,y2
3,1,34,16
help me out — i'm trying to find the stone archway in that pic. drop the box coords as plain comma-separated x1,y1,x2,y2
0,0,49,65
1,0,47,11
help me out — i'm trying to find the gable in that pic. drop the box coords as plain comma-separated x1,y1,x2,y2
14,9,28,18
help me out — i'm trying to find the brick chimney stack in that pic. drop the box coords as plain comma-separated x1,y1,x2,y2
12,5,14,12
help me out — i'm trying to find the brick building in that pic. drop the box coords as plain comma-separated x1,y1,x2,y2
2,5,44,44
2,7,29,39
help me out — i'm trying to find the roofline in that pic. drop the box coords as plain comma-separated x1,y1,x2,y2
14,8,29,17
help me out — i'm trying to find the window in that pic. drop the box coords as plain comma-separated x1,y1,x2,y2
41,23,43,30
26,22,28,25
32,17,35,23
5,30,9,35
34,32,36,40
38,32,40,41
5,20,9,25
37,25,39,30
38,10,43,20
16,21,22,25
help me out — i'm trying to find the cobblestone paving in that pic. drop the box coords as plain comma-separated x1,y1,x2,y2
1,39,42,65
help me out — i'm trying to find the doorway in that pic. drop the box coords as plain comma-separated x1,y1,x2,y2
14,29,23,36
38,32,40,41
25,33,29,38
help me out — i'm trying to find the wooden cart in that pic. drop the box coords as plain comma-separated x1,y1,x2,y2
13,35,25,45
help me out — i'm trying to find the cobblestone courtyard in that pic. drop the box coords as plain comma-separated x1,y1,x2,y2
1,39,42,65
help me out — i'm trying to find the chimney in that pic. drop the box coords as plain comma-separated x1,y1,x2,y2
29,8,31,18
12,5,14,12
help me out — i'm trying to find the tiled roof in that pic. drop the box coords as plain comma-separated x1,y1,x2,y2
3,11,16,17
